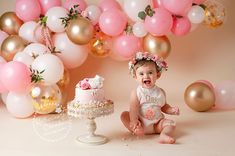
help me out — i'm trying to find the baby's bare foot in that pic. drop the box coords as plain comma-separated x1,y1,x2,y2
134,126,144,136
159,134,175,144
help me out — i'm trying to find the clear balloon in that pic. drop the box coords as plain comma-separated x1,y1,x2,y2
6,91,34,118
15,0,41,22
0,12,23,35
38,0,62,15
45,7,68,33
31,54,64,85
30,82,62,114
214,80,235,110
53,32,89,69
184,81,215,112
188,5,205,24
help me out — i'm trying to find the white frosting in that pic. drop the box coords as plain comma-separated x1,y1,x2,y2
75,88,105,104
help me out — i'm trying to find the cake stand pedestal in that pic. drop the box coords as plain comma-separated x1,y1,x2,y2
76,117,107,145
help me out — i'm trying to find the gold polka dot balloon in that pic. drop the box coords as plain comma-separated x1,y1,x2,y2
30,83,62,114
203,0,226,28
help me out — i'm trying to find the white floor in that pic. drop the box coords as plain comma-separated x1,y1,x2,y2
0,100,235,156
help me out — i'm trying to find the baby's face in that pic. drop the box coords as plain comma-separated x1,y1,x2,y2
135,63,158,89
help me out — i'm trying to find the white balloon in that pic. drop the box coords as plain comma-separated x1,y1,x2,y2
53,32,88,69
13,52,34,67
84,5,102,25
6,92,34,118
133,21,147,37
23,43,49,58
45,7,68,33
31,54,64,85
19,21,38,43
187,5,205,24
123,0,153,22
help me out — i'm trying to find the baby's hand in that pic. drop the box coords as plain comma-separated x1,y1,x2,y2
130,120,144,136
170,107,180,115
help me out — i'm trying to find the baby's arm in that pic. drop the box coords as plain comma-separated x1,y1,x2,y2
161,104,180,115
129,90,141,130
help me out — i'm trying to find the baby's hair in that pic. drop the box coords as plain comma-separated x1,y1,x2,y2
133,60,159,76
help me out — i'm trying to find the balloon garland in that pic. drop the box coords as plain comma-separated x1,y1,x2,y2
0,0,230,118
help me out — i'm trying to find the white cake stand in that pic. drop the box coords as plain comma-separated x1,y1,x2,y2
76,117,107,145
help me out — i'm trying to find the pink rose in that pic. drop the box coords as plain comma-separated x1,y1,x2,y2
79,79,91,90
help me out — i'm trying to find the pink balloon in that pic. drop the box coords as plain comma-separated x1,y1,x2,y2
193,0,206,4
99,0,121,12
38,0,62,15
171,17,191,36
0,63,8,93
0,30,8,47
153,0,164,8
113,34,142,59
63,0,87,12
99,9,127,36
162,0,193,16
0,61,31,92
53,32,88,69
214,80,235,110
15,0,41,22
144,8,173,36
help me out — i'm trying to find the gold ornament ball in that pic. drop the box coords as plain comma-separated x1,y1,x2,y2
143,34,171,59
0,35,26,61
184,82,215,112
66,17,94,45
30,83,62,114
0,12,23,35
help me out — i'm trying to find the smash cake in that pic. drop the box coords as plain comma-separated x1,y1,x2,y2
67,75,114,118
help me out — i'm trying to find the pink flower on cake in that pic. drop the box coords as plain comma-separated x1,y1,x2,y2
145,108,155,120
79,79,91,90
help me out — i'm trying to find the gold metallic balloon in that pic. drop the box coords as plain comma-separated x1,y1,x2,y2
57,69,70,107
204,0,226,28
184,82,215,112
30,83,62,114
0,35,27,61
66,17,94,45
89,29,111,58
143,34,171,59
0,12,23,35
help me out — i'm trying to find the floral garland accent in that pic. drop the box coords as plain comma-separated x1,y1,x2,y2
76,75,104,90
128,52,168,75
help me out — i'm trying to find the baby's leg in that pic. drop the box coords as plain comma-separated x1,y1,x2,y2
120,111,144,136
154,119,176,144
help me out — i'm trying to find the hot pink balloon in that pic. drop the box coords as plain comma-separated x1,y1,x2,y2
162,0,193,16
214,80,235,110
15,0,41,22
144,8,173,36
113,34,142,59
99,9,127,36
193,0,206,4
0,61,31,92
63,0,87,12
0,30,8,47
38,0,62,15
0,63,8,93
171,17,191,36
99,0,121,12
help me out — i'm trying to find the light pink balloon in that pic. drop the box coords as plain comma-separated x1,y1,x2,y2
63,0,87,12
144,8,173,36
193,0,206,4
0,61,31,92
99,9,127,36
15,0,41,22
0,63,8,93
6,91,34,118
113,34,142,59
53,32,88,69
99,0,121,12
38,0,62,15
0,30,8,47
171,17,191,36
214,80,235,110
153,0,164,8
162,0,193,16
19,21,38,43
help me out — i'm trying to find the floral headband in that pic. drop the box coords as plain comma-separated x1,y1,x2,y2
128,52,168,75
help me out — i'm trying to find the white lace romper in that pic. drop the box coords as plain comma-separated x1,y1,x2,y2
136,85,166,134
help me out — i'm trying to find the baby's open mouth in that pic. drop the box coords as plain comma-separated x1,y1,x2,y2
143,80,151,85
